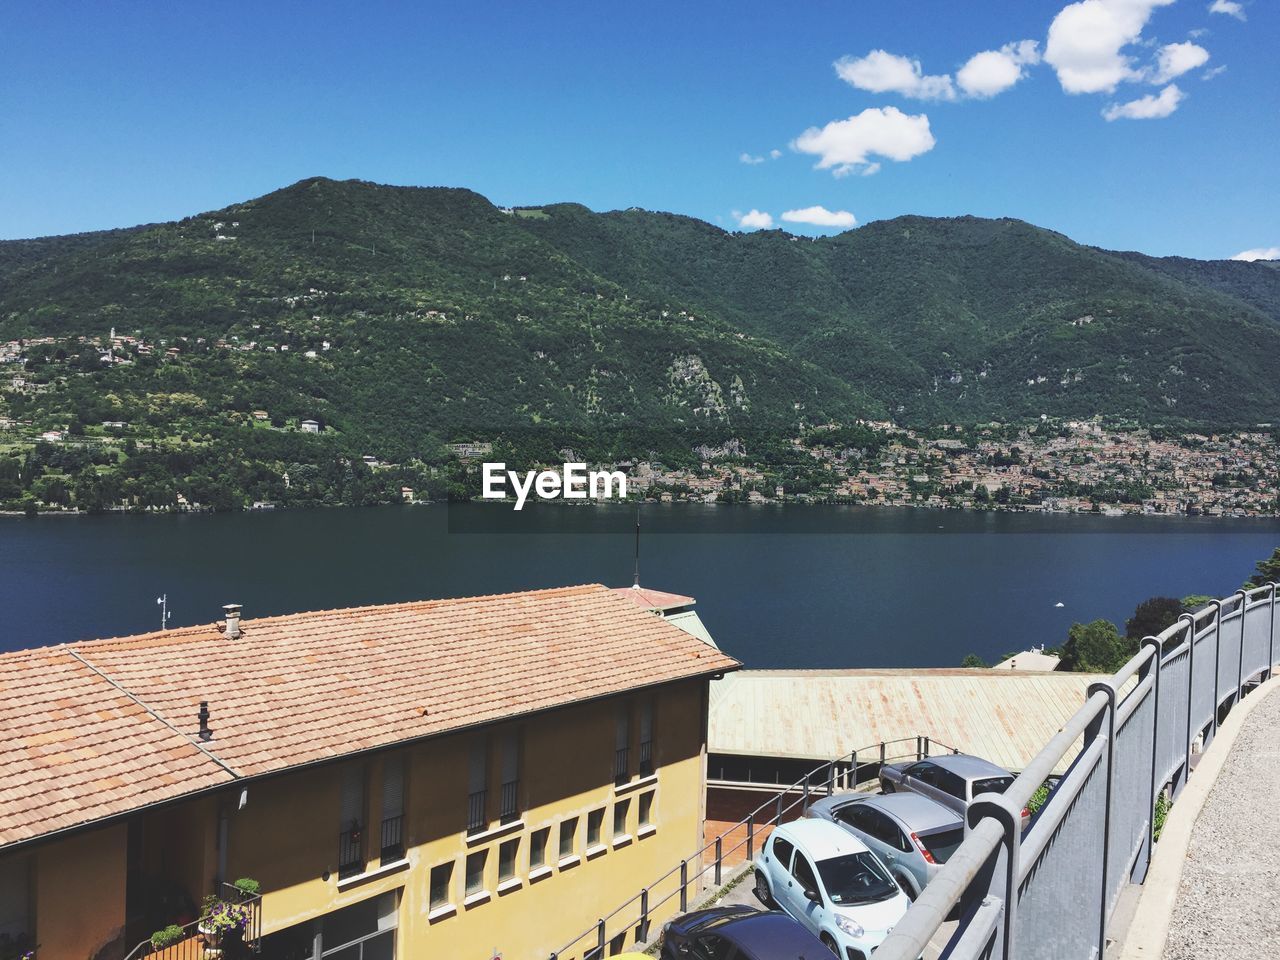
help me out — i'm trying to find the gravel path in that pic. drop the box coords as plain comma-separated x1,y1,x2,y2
1163,688,1280,959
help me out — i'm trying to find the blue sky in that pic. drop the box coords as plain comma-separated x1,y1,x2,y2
1,0,1275,258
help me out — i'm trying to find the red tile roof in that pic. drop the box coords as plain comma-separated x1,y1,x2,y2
0,584,737,849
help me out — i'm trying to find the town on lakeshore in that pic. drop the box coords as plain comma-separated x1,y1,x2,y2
3,332,1276,517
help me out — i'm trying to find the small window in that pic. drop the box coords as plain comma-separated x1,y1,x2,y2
613,798,630,839
791,852,820,897
559,817,578,858
499,837,519,882
908,762,937,785
771,834,794,868
429,862,454,910
587,808,605,847
638,791,655,827
971,776,1014,800
465,849,487,897
691,934,737,960
919,828,965,864
530,827,550,869
935,768,968,800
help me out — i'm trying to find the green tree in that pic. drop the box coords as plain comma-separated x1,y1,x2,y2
960,653,987,668
1059,619,1135,673
1246,547,1280,589
1125,597,1185,640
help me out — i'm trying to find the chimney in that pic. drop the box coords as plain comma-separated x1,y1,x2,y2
198,701,213,741
223,604,242,639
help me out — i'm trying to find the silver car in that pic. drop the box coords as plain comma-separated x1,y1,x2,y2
805,792,964,898
879,754,1025,824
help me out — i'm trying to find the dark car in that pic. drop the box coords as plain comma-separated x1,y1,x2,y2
659,904,829,960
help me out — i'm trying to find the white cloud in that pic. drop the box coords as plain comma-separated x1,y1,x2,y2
1152,41,1210,82
1202,64,1228,79
735,209,774,230
1045,0,1175,94
834,50,956,100
1209,0,1246,20
769,148,782,159
1102,83,1184,120
1231,247,1280,261
792,107,936,176
739,152,766,165
781,206,858,228
957,40,1041,98
859,162,882,177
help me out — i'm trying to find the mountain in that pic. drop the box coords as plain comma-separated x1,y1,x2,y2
3,177,1280,472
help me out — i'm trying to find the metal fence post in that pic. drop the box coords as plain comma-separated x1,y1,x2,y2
1236,589,1248,702
850,750,858,788
1270,583,1278,676
746,814,754,861
923,736,931,758
826,761,835,796
916,735,923,761
1140,638,1161,881
1088,682,1118,960
715,836,723,886
880,741,887,766
597,918,606,954
680,859,688,911
639,887,649,942
803,777,811,813
775,794,783,825
1178,612,1196,796
1209,599,1223,744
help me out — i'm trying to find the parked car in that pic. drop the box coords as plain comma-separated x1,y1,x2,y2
879,754,1028,824
658,903,829,959
753,818,910,960
805,791,965,898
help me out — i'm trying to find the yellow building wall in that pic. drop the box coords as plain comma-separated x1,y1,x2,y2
33,823,127,960
226,677,711,959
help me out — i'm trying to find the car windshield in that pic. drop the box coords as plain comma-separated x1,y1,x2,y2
815,852,899,905
919,828,965,864
970,776,1014,798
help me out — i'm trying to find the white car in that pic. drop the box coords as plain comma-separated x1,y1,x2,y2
753,818,910,960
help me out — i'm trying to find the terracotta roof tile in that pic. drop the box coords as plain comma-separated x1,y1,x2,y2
1,584,737,848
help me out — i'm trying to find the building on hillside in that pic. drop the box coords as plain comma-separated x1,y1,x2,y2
299,419,322,433
0,584,738,960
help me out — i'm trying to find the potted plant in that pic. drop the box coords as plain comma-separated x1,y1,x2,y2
150,926,184,950
197,896,251,953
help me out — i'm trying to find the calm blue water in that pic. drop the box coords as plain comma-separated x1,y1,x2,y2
2,504,1277,668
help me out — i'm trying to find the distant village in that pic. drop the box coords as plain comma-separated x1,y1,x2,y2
2,331,1278,517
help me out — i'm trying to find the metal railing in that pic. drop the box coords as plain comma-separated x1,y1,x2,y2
380,814,404,862
121,884,261,960
466,788,487,834
876,583,1278,960
614,746,631,786
500,778,520,823
548,735,960,959
338,821,364,879
639,739,654,777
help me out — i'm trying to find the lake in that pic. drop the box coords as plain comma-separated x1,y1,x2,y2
2,504,1278,668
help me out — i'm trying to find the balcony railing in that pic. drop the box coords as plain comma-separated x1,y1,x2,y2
614,745,630,785
121,884,261,960
338,821,364,879
638,739,653,777
380,814,404,862
466,788,487,834
499,778,520,823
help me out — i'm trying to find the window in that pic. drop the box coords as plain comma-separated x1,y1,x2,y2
499,837,519,883
770,834,794,869
919,828,965,864
429,862,454,911
971,775,1014,800
613,798,630,839
465,849,487,898
380,756,405,862
862,808,911,852
790,852,820,897
499,731,521,823
559,817,578,859
691,934,738,960
935,768,968,800
530,827,550,870
264,890,398,960
467,738,488,834
614,707,631,785
587,808,605,847
639,699,655,776
339,765,366,879
638,791,655,828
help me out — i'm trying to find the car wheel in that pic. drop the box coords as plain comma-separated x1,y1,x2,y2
898,874,918,900
754,870,774,907
820,933,840,955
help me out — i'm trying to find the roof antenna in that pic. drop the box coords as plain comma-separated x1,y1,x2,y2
633,505,641,588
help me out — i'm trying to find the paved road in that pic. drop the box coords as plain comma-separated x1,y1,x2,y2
1162,687,1280,960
